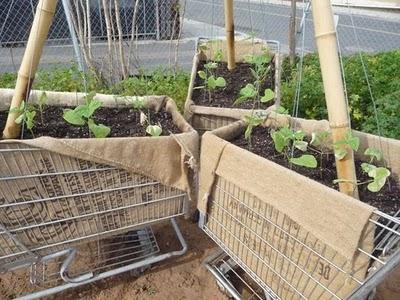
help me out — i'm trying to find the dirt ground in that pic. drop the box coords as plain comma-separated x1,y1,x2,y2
67,219,227,300
0,218,229,300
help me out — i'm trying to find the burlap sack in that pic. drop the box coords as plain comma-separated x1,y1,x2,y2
0,89,199,270
198,116,400,299
184,38,281,133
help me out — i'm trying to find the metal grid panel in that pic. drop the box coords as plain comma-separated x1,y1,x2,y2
205,249,274,300
0,143,187,273
202,175,400,300
29,227,159,289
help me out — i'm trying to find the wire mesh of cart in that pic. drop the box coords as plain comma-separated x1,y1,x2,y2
0,142,188,299
204,249,273,300
199,176,400,300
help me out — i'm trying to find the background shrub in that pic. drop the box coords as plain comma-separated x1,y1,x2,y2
281,50,400,138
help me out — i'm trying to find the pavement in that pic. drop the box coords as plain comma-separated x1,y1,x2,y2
0,0,399,73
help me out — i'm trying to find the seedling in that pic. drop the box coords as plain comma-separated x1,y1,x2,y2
333,146,390,192
235,50,274,109
271,125,317,168
333,130,360,160
63,92,111,138
10,101,36,137
38,91,47,123
196,61,226,102
244,113,265,143
146,124,162,137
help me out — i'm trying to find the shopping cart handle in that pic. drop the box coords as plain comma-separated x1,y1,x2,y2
59,248,94,284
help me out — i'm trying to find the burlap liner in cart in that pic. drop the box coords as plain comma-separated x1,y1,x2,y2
198,114,400,299
0,89,199,259
184,38,281,133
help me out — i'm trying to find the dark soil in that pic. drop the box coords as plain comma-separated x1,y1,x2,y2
232,126,400,215
0,106,180,139
192,60,275,109
0,113,6,134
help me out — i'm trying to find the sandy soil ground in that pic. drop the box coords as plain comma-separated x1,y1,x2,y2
0,218,228,300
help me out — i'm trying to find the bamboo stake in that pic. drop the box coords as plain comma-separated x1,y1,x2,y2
224,0,235,70
2,0,58,139
311,0,359,198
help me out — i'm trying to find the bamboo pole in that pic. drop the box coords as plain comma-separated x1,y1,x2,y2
2,0,58,139
311,0,359,198
224,0,236,70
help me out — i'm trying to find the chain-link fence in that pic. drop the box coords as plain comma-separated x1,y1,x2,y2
0,0,399,78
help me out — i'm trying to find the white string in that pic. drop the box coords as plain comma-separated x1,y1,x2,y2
344,1,386,162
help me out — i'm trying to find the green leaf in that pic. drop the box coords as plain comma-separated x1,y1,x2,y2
204,62,217,70
289,155,317,168
294,140,308,152
10,101,25,113
365,167,390,192
15,113,24,124
345,131,360,151
240,84,257,98
214,49,223,62
369,167,390,181
88,119,110,138
275,106,289,115
198,70,206,80
361,163,376,174
146,125,162,137
364,147,383,162
334,147,347,160
293,130,305,141
25,111,36,130
63,108,85,126
207,76,217,89
261,89,275,103
84,99,102,118
271,131,287,153
215,77,226,87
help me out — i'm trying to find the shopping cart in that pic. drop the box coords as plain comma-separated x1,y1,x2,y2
0,142,188,299
199,175,400,300
204,249,274,300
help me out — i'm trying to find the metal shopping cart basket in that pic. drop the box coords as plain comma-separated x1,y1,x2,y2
199,175,400,300
0,142,189,299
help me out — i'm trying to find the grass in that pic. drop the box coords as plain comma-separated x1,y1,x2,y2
0,66,190,112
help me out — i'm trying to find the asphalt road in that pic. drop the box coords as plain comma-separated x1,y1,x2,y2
0,0,399,73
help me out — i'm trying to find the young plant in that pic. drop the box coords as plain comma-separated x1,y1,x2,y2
146,124,162,137
360,148,390,192
10,101,37,136
243,113,265,143
38,91,47,123
196,61,226,102
235,49,274,109
333,130,360,160
332,139,390,193
270,125,317,168
63,92,110,138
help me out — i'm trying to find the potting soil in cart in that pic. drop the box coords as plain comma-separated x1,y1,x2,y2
198,115,400,299
192,61,275,109
0,90,199,263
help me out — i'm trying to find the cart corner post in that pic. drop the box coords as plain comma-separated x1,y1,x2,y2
311,0,359,198
224,0,236,71
2,0,58,139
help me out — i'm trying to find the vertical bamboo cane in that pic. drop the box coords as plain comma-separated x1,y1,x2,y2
311,0,359,198
2,0,58,139
224,0,235,70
